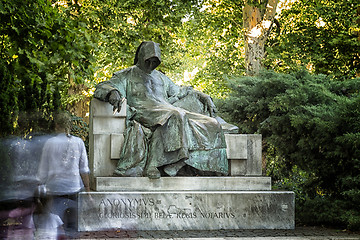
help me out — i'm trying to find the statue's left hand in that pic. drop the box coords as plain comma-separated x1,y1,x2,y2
197,92,217,117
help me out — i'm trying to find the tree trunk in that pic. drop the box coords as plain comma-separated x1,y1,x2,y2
243,0,279,75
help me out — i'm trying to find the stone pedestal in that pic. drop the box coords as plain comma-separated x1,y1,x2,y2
82,98,295,231
78,190,294,231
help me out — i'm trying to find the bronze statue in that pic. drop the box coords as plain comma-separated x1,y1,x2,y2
94,41,236,178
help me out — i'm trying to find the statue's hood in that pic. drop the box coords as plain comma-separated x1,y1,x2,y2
134,41,161,71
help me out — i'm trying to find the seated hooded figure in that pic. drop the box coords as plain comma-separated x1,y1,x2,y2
94,41,237,178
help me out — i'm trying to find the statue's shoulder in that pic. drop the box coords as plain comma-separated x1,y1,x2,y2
154,69,171,81
113,66,135,78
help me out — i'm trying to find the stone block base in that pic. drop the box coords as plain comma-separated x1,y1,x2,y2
94,176,272,191
78,191,294,231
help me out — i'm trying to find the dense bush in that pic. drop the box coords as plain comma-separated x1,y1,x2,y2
216,70,360,229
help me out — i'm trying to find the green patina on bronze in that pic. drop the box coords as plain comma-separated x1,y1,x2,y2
94,41,231,178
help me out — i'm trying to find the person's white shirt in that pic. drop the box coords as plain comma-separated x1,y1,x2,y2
37,133,90,195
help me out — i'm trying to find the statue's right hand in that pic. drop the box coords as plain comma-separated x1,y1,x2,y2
108,90,123,113
109,90,121,104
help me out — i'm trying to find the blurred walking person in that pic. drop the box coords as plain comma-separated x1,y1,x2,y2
37,112,90,238
33,186,65,240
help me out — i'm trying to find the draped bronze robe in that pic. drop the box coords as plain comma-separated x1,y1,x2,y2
94,41,228,177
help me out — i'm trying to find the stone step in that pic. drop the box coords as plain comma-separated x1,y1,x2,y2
78,190,295,231
94,176,272,192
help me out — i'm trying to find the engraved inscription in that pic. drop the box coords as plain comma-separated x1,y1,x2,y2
98,198,153,218
96,197,235,220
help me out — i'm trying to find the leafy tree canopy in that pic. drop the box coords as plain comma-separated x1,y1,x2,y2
265,0,360,78
178,0,246,97
0,0,96,135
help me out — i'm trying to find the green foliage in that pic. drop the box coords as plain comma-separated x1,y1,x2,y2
265,0,360,78
70,114,89,152
80,0,198,83
44,0,244,99
0,58,17,135
0,0,95,136
296,196,360,231
177,0,246,97
218,70,360,229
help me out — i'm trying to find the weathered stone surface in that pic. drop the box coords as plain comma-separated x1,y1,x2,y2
94,176,271,191
246,134,262,176
78,191,295,231
89,134,116,181
92,117,126,134
224,134,262,176
91,97,126,117
230,159,247,176
89,99,127,184
225,134,247,159
110,134,125,159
